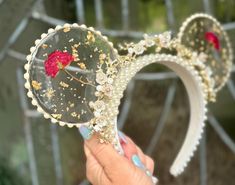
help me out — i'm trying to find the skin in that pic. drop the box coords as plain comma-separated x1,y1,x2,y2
84,134,155,185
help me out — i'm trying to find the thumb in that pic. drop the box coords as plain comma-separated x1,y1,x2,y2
79,126,131,177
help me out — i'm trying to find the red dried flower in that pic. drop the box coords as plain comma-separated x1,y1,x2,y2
44,50,74,78
205,31,220,50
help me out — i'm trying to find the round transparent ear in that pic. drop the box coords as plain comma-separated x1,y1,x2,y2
178,13,233,92
25,25,118,126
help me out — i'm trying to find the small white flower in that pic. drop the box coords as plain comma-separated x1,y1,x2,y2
96,85,103,91
159,31,171,47
96,116,108,127
198,52,208,62
94,111,101,117
93,100,105,111
211,78,215,88
96,71,108,85
102,83,113,97
95,91,101,97
133,41,145,55
107,78,113,84
89,101,95,108
143,34,155,47
191,52,198,61
205,67,212,77
93,124,102,132
128,47,134,55
107,67,117,75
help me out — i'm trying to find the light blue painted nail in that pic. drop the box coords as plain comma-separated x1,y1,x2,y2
79,125,92,140
152,176,158,184
146,169,152,177
131,154,145,169
118,131,128,144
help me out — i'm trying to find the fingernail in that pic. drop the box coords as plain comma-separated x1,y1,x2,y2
118,131,128,144
79,125,92,140
152,176,158,184
131,154,145,169
145,169,152,177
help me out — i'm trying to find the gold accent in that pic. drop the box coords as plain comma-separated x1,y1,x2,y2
59,81,69,88
52,114,62,119
63,69,95,87
71,112,77,117
63,27,71,33
72,45,79,61
70,103,75,108
45,88,55,100
87,31,95,43
42,44,48,49
31,80,42,90
69,38,74,42
77,62,86,69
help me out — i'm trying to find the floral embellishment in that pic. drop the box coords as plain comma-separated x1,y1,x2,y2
101,83,113,97
143,34,155,47
198,52,208,62
121,31,172,57
107,66,118,75
44,50,74,78
158,31,171,48
94,100,105,111
95,116,108,127
89,100,106,113
132,40,145,55
205,31,220,50
96,83,113,98
93,116,108,132
96,71,108,85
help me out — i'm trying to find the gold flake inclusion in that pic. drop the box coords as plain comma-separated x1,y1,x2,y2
32,80,42,90
45,88,55,100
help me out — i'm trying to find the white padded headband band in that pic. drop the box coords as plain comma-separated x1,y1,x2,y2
107,54,206,176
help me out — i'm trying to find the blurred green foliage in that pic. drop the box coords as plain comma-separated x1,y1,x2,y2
0,158,25,185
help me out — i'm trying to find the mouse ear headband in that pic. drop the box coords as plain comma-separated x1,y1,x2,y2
24,13,233,177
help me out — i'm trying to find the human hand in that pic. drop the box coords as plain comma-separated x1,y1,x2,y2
79,126,158,185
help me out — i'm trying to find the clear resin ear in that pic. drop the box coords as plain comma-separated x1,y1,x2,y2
24,24,118,127
178,13,233,93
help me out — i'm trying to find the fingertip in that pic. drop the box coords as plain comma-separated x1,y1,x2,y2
84,144,91,157
79,125,93,140
121,140,138,160
146,156,155,174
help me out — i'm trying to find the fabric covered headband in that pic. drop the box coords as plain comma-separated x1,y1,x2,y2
24,13,233,177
